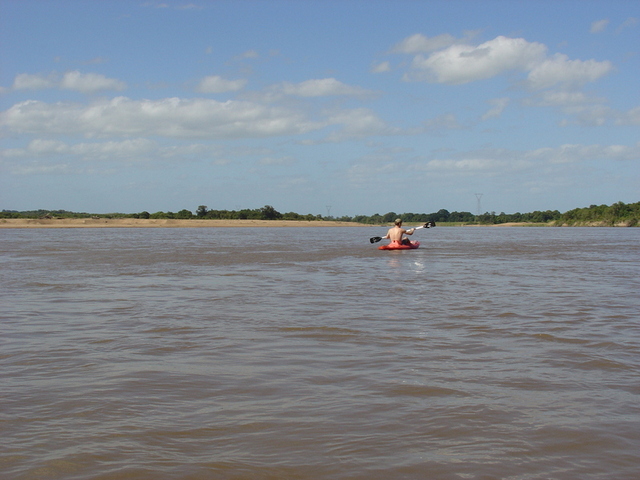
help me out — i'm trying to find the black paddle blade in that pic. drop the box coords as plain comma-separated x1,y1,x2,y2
370,236,383,244
425,221,436,228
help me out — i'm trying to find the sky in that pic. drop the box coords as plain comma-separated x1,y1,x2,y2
1,0,638,217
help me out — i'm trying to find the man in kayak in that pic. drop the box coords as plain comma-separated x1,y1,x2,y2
384,218,416,246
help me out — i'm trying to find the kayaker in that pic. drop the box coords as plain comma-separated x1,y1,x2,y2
384,218,416,246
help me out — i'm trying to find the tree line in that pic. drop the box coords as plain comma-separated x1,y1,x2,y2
1,201,638,226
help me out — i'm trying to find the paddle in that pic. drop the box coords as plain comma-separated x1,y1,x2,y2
369,221,436,244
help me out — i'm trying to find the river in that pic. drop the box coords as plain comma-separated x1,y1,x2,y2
1,226,638,479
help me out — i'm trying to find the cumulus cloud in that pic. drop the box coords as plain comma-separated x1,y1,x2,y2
523,91,640,127
398,35,612,89
391,33,458,53
60,71,127,93
196,75,247,93
0,96,326,139
526,54,613,89
11,71,126,93
12,73,57,90
405,36,546,84
278,78,375,97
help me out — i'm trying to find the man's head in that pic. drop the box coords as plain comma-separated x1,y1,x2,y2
394,218,402,226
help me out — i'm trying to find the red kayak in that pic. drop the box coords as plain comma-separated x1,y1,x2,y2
378,240,420,250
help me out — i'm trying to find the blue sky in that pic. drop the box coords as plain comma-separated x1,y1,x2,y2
1,0,638,217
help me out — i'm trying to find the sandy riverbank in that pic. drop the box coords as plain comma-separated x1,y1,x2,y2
5,218,629,229
0,218,370,228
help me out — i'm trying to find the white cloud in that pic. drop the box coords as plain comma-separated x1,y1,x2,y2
590,19,610,33
70,138,157,159
278,78,375,97
12,73,57,90
1,138,230,169
0,97,325,139
524,91,640,127
566,104,615,126
2,138,156,159
405,36,547,84
3,139,67,157
528,90,600,107
196,75,247,93
326,108,398,140
11,71,126,93
398,35,612,90
406,143,639,179
391,33,458,53
8,163,74,176
60,71,127,93
526,54,613,89
420,143,640,174
526,143,639,163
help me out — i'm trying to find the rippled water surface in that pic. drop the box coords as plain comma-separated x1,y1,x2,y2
1,226,639,479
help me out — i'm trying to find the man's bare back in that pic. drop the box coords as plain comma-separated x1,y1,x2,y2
384,219,415,244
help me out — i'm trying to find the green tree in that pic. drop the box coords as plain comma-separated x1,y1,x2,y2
382,212,397,223
260,205,282,220
196,205,208,218
177,209,193,219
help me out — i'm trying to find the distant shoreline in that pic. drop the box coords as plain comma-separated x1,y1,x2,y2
0,218,633,228
0,218,370,228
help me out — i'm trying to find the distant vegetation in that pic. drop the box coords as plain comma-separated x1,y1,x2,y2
1,201,638,226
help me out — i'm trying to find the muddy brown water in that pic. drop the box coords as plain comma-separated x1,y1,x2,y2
1,227,639,479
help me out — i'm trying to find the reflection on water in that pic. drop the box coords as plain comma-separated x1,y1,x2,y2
1,227,639,480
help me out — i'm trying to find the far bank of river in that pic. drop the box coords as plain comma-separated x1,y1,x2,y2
0,218,635,228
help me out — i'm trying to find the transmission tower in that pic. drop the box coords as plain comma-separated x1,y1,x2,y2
475,193,483,216
326,205,332,218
